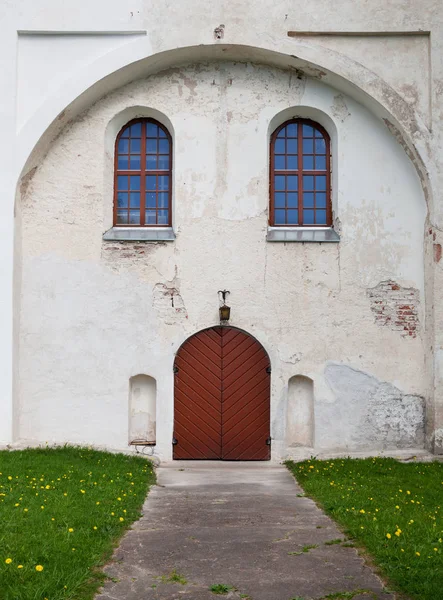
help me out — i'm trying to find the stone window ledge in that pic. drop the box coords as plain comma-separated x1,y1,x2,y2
103,227,175,242
266,226,340,243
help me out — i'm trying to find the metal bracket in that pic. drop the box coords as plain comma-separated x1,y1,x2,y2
266,366,271,374
266,437,272,446
173,366,179,373
172,437,178,445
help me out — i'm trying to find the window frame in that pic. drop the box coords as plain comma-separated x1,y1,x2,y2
113,118,173,228
269,118,332,227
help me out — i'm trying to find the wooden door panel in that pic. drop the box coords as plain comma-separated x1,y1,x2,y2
173,327,270,460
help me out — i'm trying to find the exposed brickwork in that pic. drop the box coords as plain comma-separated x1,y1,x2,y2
367,280,420,338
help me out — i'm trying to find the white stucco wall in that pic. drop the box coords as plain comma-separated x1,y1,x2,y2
16,63,426,460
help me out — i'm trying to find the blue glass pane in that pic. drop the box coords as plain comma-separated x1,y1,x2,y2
275,139,285,154
146,123,158,137
304,192,314,208
158,127,167,138
118,157,129,170
274,155,285,170
316,175,327,191
117,193,128,208
287,139,297,154
303,156,314,170
316,193,327,208
120,127,130,138
145,210,157,224
274,209,286,224
287,210,298,224
277,129,285,138
129,156,141,170
118,139,129,153
158,193,169,208
130,123,141,136
158,155,170,169
147,139,157,154
287,155,297,170
130,139,141,153
274,192,285,208
287,192,298,208
117,175,127,190
116,210,128,224
316,209,327,224
159,139,169,154
315,156,326,170
303,139,313,153
158,210,169,225
303,209,315,224
130,176,140,190
129,211,140,224
287,175,298,190
303,175,314,190
130,192,140,208
303,124,314,137
286,123,297,137
146,193,156,208
274,175,285,191
315,138,326,154
146,156,157,170
158,176,169,191
146,176,157,190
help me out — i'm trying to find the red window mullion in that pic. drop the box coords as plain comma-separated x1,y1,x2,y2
140,122,147,226
297,121,303,226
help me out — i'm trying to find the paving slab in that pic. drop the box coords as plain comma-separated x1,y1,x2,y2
96,462,395,600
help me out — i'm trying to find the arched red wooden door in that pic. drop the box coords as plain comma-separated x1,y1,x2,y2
173,327,271,460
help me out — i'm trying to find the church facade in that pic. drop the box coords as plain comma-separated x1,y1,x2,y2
2,1,443,462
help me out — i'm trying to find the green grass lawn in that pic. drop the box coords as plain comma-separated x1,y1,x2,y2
0,446,155,600
286,457,443,600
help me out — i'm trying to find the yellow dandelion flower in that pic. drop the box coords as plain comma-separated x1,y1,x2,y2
80,490,85,494
96,501,100,505
401,549,404,552
119,517,124,522
17,565,23,568
395,505,400,509
407,491,411,495
359,509,365,514
111,512,115,516
5,558,12,564
434,548,438,552
68,528,74,532
416,552,420,557
386,533,392,539
395,530,402,537
35,565,44,571
14,503,19,507
93,526,97,530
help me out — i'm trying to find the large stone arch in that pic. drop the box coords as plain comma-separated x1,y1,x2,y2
11,40,436,452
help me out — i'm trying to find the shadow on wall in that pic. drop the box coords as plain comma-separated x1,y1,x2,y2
287,375,315,449
129,375,156,444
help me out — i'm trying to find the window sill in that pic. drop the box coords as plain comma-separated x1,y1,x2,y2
266,226,340,243
103,227,175,242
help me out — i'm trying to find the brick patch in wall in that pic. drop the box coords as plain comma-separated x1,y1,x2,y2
366,280,419,338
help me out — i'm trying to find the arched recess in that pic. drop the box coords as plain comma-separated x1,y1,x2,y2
173,326,271,461
11,40,435,451
129,374,157,445
287,375,315,448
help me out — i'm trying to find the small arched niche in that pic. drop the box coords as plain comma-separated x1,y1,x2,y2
129,375,157,445
287,375,314,448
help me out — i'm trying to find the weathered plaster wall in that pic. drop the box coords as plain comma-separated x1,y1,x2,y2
17,62,427,460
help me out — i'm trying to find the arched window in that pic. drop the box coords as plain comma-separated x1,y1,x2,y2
270,119,331,227
114,119,172,227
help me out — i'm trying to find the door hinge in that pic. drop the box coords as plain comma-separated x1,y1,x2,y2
266,437,272,446
172,437,178,445
266,366,271,374
173,366,179,373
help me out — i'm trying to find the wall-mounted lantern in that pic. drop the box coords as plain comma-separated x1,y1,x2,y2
218,290,231,323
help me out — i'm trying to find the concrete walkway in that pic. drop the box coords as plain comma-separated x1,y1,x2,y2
96,463,394,600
